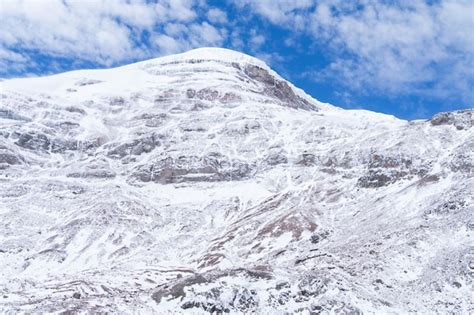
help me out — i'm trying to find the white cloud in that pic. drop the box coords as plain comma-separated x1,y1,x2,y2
0,48,30,74
151,21,226,55
313,0,473,100
0,0,227,73
235,0,474,102
189,22,226,46
207,8,228,24
155,0,199,22
0,0,152,65
152,34,185,55
164,23,190,37
233,0,314,29
249,29,265,47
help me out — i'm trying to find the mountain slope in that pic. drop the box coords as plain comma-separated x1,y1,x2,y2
0,47,472,313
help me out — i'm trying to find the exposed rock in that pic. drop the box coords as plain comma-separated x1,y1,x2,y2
152,272,261,313
107,136,159,159
152,274,208,303
297,153,316,166
108,96,126,106
67,169,116,179
220,92,242,103
424,199,467,217
431,112,453,126
14,132,51,151
358,170,405,188
196,88,219,101
310,231,329,244
368,154,412,169
77,136,109,153
186,88,196,98
430,109,473,130
57,121,80,131
243,64,315,110
244,64,274,84
134,113,168,127
75,78,103,86
51,139,78,153
265,148,288,166
64,106,86,115
358,154,429,188
0,109,30,121
297,276,330,298
449,137,473,173
0,151,24,167
132,154,252,184
275,281,290,290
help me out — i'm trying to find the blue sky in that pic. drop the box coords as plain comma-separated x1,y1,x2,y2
1,0,472,119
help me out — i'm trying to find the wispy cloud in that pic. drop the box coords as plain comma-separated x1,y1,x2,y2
311,1,473,99
232,0,314,29
232,0,474,106
206,8,228,24
0,0,228,74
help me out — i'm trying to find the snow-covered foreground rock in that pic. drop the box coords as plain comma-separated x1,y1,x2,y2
0,48,472,314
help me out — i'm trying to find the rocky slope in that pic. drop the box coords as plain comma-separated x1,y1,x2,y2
0,48,472,314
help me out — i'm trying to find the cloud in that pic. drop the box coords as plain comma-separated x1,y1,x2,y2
207,8,228,24
151,21,226,55
0,48,30,74
152,34,185,55
249,29,265,47
232,0,474,104
0,0,152,66
0,0,228,75
233,0,314,29
312,1,473,95
189,22,226,46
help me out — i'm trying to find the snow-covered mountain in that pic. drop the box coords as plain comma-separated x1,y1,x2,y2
0,47,472,314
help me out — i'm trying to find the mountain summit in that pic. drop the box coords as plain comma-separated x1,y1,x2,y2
0,48,472,313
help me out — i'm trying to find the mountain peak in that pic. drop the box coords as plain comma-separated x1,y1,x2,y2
131,47,320,112
2,47,321,112
153,47,268,66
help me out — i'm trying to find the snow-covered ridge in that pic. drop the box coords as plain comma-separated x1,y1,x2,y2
0,48,472,313
1,47,332,112
142,47,271,69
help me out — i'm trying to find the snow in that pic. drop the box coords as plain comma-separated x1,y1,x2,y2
0,47,472,313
